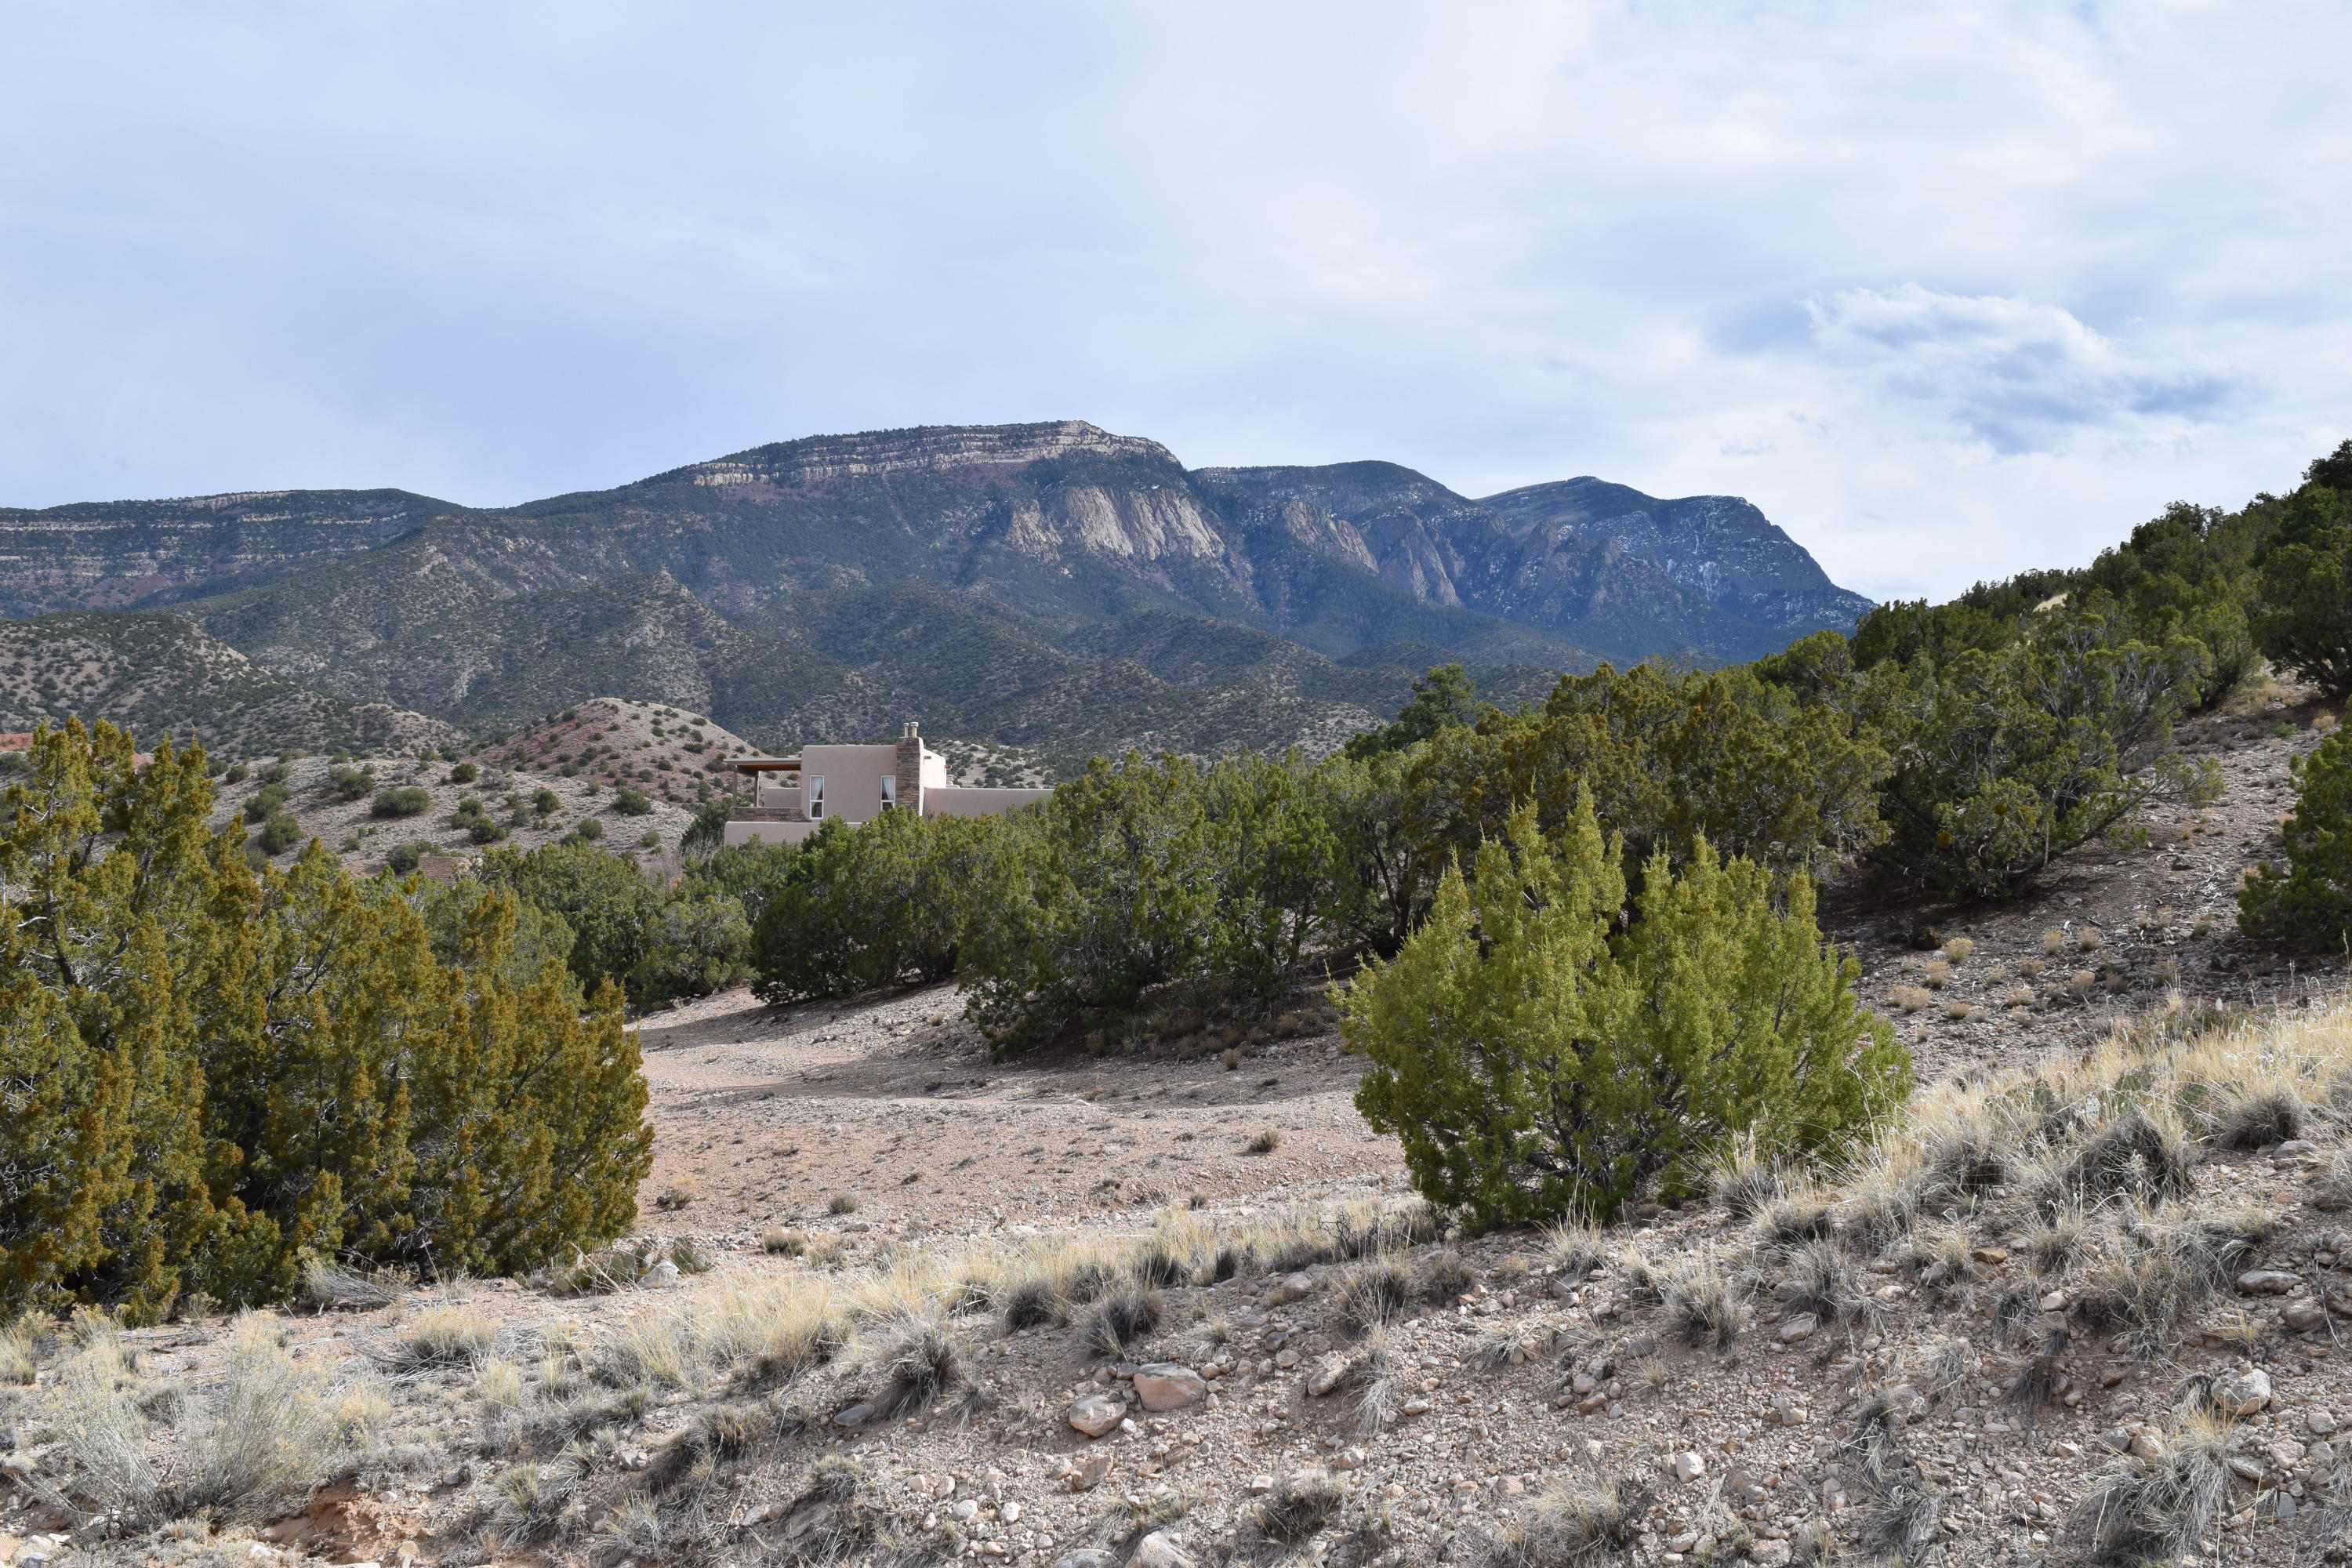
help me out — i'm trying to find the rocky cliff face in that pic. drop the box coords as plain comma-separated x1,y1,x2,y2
0,488,449,619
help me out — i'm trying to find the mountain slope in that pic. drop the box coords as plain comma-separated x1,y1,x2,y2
0,420,1876,766
0,612,462,757
0,488,454,619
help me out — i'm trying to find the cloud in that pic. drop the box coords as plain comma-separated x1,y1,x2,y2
1802,285,2242,456
0,1,2347,606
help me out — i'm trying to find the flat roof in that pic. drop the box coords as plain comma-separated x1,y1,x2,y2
723,755,803,774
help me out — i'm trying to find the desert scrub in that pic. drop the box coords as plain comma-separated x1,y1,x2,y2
1344,800,1907,1225
1244,1127,1284,1154
381,1304,499,1370
1483,1473,1650,1566
42,1313,340,1527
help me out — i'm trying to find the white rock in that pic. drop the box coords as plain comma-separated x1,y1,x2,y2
1751,1541,1793,1567
647,1258,682,1283
2212,1367,2274,1416
1067,1394,1125,1438
2309,1409,2340,1437
1266,1272,1316,1305
1128,1533,1194,1568
1777,1315,1817,1345
1131,1364,1208,1411
2238,1270,2303,1296
1306,1355,1352,1397
1247,1475,1276,1494
1000,1502,1022,1523
1670,1450,1707,1483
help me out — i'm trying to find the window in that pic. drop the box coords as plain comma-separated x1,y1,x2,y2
880,775,897,811
808,775,826,818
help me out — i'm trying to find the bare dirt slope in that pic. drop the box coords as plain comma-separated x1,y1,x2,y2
632,986,1395,1240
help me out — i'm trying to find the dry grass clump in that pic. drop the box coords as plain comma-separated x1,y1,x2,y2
1757,1194,1834,1250
1772,1236,1886,1338
1889,985,1932,1015
1482,1473,1650,1566
1414,1248,1475,1303
486,1444,594,1546
1940,937,1975,964
2313,1150,2352,1211
2042,927,2067,955
42,1315,340,1528
381,1303,499,1370
1251,1467,1347,1544
1245,1127,1285,1155
0,1317,38,1386
644,1399,792,1494
866,1317,964,1420
1547,1219,1608,1284
1921,959,1953,989
2017,1203,2093,1277
827,1192,860,1215
761,1227,808,1256
1708,1137,1788,1220
2068,1410,2232,1566
1345,1331,1400,1434
1080,1289,1163,1357
2072,1207,2256,1360
652,1178,697,1211
1658,1250,1749,1349
1336,1258,1413,1335
1839,1393,1944,1563
300,1256,406,1311
539,1243,659,1297
2207,1086,2303,1150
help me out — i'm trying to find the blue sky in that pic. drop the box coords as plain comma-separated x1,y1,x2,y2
4,2,2347,601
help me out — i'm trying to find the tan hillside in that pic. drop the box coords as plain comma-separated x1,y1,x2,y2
471,696,758,811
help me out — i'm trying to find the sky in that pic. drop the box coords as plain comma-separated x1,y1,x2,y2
4,2,2349,602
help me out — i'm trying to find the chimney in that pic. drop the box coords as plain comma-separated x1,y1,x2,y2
903,720,920,739
894,721,925,815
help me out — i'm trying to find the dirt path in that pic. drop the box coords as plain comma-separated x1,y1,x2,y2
633,985,1400,1244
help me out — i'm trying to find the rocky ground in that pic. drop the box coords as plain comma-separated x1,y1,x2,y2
9,686,2352,1567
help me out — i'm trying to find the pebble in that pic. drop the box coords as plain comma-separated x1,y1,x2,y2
1307,1355,1352,1396
2310,1410,2341,1438
2285,1298,2330,1334
1069,1451,1113,1491
1671,1450,1707,1483
1778,1315,1817,1345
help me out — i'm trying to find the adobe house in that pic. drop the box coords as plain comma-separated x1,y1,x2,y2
720,722,1052,846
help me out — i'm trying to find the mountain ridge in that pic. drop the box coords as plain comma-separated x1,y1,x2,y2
0,420,1875,765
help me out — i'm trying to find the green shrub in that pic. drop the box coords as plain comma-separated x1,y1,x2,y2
370,785,430,818
254,812,303,855
0,720,652,1319
572,816,604,842
532,788,561,817
1412,658,1892,885
612,786,654,816
242,782,288,823
957,752,1345,1050
1874,608,2219,898
1342,797,1909,1225
2240,728,2352,949
223,762,250,785
477,839,749,1007
750,811,999,1004
2253,458,2352,699
326,764,373,800
448,760,478,784
1341,662,1486,759
385,840,432,874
